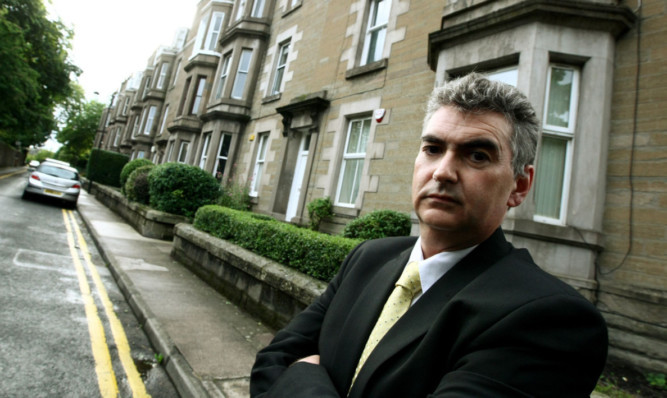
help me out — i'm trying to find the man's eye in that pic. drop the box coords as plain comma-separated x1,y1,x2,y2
470,151,490,162
423,145,441,155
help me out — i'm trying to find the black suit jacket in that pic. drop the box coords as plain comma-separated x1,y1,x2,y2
250,229,608,397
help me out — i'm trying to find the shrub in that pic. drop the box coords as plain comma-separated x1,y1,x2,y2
148,163,221,218
218,177,251,211
124,165,154,205
342,209,411,240
307,197,333,230
194,205,360,281
120,158,153,193
86,149,129,187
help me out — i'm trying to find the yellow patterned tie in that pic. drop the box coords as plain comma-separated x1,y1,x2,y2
351,261,421,386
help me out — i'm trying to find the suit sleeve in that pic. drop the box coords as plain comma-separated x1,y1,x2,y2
429,293,608,398
249,242,368,398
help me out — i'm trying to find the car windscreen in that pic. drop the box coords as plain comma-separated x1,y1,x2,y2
38,165,79,180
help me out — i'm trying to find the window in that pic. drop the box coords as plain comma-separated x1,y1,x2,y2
271,42,290,95
178,77,191,115
534,65,579,224
205,12,224,51
166,141,175,163
132,113,142,136
199,133,211,169
250,133,268,196
190,77,206,114
113,127,121,147
177,141,190,164
231,49,253,99
194,14,209,52
143,106,157,135
215,52,232,99
251,0,265,17
122,97,130,115
336,117,371,206
159,105,170,135
136,151,145,159
235,0,247,20
172,60,181,86
215,134,232,181
143,77,151,96
486,67,518,87
156,63,169,89
362,0,391,65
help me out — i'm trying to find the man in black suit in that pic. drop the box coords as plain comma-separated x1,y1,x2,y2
250,73,608,397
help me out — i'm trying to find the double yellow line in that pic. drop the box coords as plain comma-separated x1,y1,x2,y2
62,209,150,398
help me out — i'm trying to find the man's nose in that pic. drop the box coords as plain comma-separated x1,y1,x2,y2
432,152,458,183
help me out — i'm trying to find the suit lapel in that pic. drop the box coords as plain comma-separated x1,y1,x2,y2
350,229,512,396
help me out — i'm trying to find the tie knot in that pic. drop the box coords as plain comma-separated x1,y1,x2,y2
396,261,421,295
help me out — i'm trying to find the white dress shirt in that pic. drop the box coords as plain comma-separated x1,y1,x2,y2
407,237,477,304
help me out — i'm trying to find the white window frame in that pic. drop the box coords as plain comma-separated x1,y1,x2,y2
215,52,232,99
361,0,391,66
231,49,253,99
122,96,130,115
250,133,268,196
143,106,157,135
159,105,170,136
251,0,265,17
113,127,121,147
335,117,372,207
215,134,232,181
190,77,207,114
193,14,209,53
156,63,169,89
533,65,580,225
177,141,190,164
199,133,211,169
235,0,247,21
172,60,181,87
205,12,225,51
143,76,151,97
166,141,175,163
132,113,142,136
271,41,290,95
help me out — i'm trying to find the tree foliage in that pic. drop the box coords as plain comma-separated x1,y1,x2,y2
56,100,104,169
0,0,80,149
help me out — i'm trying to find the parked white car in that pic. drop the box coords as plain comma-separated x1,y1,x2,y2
22,160,81,207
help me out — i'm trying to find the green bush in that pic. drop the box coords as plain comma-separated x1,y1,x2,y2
124,165,154,205
148,163,221,218
194,205,360,281
120,158,153,193
342,209,411,240
307,197,333,230
218,177,251,211
86,149,129,187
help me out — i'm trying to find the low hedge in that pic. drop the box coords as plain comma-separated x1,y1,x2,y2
148,163,221,218
87,149,129,187
342,209,411,240
120,158,153,192
125,164,154,205
194,205,361,282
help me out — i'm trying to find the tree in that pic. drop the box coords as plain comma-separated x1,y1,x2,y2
56,100,104,169
0,0,80,149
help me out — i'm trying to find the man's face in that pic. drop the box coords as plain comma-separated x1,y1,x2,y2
411,106,533,250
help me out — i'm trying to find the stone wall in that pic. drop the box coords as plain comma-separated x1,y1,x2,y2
171,223,326,330
90,182,188,240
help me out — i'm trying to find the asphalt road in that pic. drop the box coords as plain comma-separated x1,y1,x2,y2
0,170,179,397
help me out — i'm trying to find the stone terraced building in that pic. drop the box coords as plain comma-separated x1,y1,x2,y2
95,0,666,373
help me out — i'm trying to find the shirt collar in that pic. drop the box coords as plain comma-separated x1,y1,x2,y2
408,237,477,296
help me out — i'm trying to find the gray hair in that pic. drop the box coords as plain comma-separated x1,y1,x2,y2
423,73,540,177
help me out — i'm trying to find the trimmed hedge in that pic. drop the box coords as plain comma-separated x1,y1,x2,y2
148,162,221,218
194,205,361,282
120,158,153,192
125,165,154,205
342,209,411,240
86,149,129,187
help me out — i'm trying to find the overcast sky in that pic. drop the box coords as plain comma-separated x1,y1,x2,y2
47,0,196,104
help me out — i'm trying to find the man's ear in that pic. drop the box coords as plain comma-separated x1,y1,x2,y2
507,165,534,208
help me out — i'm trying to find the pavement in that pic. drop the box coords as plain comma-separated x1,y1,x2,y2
52,175,275,397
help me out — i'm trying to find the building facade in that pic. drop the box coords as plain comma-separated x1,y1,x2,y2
95,0,666,372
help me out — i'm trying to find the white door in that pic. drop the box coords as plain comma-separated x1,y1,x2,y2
285,135,310,221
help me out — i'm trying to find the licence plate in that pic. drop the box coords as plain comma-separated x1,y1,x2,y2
44,189,63,197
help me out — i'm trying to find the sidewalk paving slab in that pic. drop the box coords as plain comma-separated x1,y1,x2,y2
76,189,275,397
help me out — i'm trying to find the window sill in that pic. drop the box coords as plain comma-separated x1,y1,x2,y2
345,58,388,80
282,1,302,18
333,205,360,218
502,218,603,251
261,93,282,104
